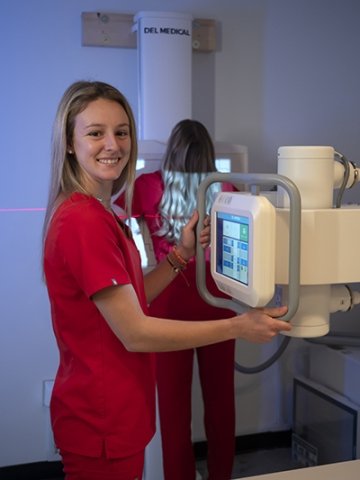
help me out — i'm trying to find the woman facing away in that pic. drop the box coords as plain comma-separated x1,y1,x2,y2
115,119,242,480
42,80,291,480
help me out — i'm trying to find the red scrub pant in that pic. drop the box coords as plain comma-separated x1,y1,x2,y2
156,339,236,480
60,449,144,480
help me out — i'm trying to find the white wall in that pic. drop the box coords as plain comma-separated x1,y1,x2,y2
1,0,360,468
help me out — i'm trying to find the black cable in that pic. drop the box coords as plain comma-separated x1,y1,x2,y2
334,151,350,208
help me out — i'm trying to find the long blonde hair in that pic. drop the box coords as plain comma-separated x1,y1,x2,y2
156,119,221,243
42,81,137,247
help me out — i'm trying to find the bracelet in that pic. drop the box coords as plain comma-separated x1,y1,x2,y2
166,246,189,273
173,246,189,267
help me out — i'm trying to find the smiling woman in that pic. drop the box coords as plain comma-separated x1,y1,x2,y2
41,80,290,480
44,81,138,232
69,98,131,209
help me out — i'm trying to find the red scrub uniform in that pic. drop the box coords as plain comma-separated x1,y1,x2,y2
115,172,236,480
44,193,155,478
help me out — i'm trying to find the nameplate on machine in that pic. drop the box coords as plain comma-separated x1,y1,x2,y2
143,27,190,36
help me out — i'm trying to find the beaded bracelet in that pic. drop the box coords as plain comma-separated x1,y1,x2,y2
166,246,189,273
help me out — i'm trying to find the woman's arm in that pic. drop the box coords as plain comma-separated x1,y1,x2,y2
143,254,182,303
143,210,210,303
93,282,291,353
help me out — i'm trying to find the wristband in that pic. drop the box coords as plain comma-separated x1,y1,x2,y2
166,246,188,273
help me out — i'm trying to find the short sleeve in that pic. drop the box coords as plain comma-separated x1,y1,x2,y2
55,204,132,298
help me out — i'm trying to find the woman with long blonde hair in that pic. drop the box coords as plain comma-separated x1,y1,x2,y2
44,84,290,480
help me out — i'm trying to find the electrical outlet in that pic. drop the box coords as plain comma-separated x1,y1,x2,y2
43,379,54,407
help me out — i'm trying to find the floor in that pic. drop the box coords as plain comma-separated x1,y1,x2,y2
197,446,303,479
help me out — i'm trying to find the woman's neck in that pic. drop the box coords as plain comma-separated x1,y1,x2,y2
95,194,112,210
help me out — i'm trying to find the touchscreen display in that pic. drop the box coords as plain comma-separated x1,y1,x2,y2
215,212,249,285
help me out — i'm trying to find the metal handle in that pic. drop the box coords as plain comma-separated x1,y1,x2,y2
196,172,301,321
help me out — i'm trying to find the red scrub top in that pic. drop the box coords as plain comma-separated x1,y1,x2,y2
44,193,155,459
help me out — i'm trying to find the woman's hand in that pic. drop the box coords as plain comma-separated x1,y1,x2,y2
234,306,291,343
177,211,211,260
198,214,211,249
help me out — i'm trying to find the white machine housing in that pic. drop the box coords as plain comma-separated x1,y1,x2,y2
210,146,360,338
